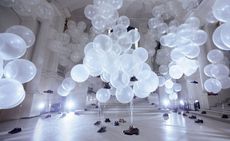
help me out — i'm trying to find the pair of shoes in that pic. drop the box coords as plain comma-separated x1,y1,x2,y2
189,115,196,119
123,126,139,135
119,118,126,123
182,113,187,116
8,128,22,134
94,121,101,126
114,121,119,126
97,126,106,133
105,118,111,123
195,119,203,124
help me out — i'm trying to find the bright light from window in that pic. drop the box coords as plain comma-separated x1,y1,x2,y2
163,99,170,107
38,102,45,110
195,100,199,103
65,100,75,110
180,100,184,105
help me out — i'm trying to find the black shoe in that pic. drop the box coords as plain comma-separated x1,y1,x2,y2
60,113,66,118
163,113,169,117
114,121,119,126
201,111,206,114
97,126,106,133
44,114,51,119
94,121,101,126
189,115,196,119
8,128,22,134
182,113,187,116
178,112,181,115
195,119,203,124
119,118,126,123
123,126,139,135
105,118,111,123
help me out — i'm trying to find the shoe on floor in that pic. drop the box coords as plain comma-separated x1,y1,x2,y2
105,118,111,123
182,113,187,116
189,115,196,119
8,128,22,134
97,126,106,133
178,112,181,115
114,121,119,126
44,114,51,119
94,121,101,126
119,118,126,123
195,119,203,124
123,126,139,135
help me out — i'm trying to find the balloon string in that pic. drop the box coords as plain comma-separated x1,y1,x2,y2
130,99,134,126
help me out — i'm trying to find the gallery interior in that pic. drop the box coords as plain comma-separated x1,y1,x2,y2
0,0,230,140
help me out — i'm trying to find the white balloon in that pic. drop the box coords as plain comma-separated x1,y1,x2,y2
159,65,168,75
210,64,229,79
0,78,25,109
135,72,159,93
62,77,76,91
204,64,215,77
128,29,140,43
0,33,27,60
165,79,174,89
116,86,134,104
158,76,166,87
84,4,98,20
219,77,230,89
185,17,200,29
93,34,113,53
169,93,178,100
110,70,129,89
96,88,111,103
71,64,89,82
207,49,224,63
169,65,183,79
4,59,37,84
92,15,107,31
6,25,35,48
133,83,150,98
57,85,70,97
204,78,222,93
220,22,230,47
212,24,230,50
133,47,148,63
173,83,182,92
212,0,230,22
117,16,130,28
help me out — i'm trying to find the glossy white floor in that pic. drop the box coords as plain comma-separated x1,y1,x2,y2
0,112,230,141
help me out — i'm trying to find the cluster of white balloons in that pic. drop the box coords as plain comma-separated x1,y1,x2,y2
159,16,207,79
204,49,230,93
70,27,159,104
212,0,230,51
0,25,37,109
0,0,54,20
178,0,201,11
84,0,123,33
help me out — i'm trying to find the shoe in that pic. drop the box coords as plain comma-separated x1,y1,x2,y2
178,112,181,115
182,113,187,116
195,119,203,124
119,118,126,123
8,128,22,134
97,126,106,133
163,113,169,117
114,121,119,126
60,113,66,118
44,114,51,119
123,126,139,135
94,121,101,126
189,115,196,119
105,118,111,123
